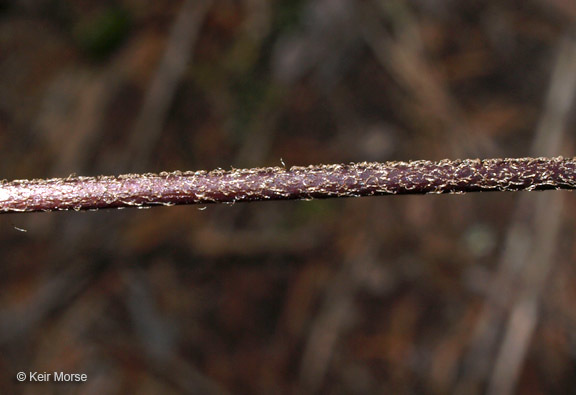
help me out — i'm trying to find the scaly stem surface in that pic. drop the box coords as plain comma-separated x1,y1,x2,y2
1,157,575,213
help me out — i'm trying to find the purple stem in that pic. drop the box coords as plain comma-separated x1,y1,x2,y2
1,157,575,213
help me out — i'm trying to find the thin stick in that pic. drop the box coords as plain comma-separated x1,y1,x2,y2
1,157,575,213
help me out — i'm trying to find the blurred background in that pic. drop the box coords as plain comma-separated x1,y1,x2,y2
0,0,576,393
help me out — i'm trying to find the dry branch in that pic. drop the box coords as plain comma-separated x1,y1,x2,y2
1,157,575,213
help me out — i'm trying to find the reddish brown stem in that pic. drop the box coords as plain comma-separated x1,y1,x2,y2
1,157,575,213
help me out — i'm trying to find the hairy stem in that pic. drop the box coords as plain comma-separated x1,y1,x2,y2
1,157,575,213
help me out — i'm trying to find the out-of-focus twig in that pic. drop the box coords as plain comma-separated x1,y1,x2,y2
360,1,496,157
127,0,212,170
458,31,576,395
486,31,576,395
298,226,377,393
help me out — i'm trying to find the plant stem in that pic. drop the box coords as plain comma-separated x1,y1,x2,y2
1,157,575,213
